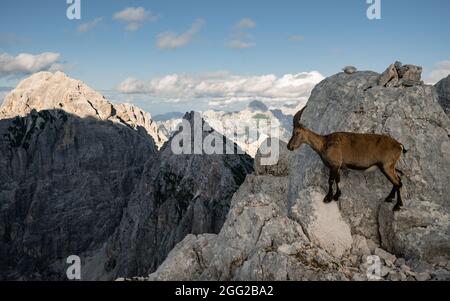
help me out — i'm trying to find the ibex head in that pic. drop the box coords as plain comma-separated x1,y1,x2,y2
287,106,308,151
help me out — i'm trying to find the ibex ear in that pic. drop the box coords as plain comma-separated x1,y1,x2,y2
293,106,307,127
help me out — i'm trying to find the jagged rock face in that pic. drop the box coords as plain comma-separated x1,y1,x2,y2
288,71,450,263
378,62,423,87
0,110,156,280
0,72,167,148
436,75,450,116
148,139,351,281
105,112,254,278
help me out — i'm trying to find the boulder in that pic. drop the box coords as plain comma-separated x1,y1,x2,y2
288,71,450,264
343,66,358,75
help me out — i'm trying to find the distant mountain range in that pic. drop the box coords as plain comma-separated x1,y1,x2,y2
155,100,296,157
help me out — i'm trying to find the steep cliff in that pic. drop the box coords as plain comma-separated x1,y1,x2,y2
0,109,156,280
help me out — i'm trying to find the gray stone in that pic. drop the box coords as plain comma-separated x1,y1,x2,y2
287,70,450,264
343,66,358,75
255,138,293,177
435,75,450,116
379,63,399,87
414,272,431,281
374,248,397,265
395,258,406,267
380,266,391,277
148,141,351,281
378,61,423,87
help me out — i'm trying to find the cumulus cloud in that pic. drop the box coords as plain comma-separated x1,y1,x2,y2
424,61,450,84
157,19,205,49
117,71,324,107
0,52,63,78
77,17,103,33
113,7,157,31
228,18,256,49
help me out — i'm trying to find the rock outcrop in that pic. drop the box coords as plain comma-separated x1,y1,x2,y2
0,71,167,148
378,61,423,87
288,69,450,264
435,75,450,116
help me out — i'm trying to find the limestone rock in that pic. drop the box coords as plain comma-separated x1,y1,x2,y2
0,109,156,280
287,71,450,264
374,248,397,264
149,141,351,281
435,75,450,116
255,138,293,177
378,61,423,87
107,112,254,278
343,66,358,75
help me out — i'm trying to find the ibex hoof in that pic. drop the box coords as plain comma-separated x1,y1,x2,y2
393,205,402,212
323,196,333,204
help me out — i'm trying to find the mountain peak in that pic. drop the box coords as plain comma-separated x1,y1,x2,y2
0,71,167,149
247,100,268,112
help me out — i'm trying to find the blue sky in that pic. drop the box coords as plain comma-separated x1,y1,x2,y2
1,0,450,114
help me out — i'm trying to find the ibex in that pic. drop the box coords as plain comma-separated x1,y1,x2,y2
287,107,407,211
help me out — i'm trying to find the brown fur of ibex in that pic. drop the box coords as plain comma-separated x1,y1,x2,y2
287,107,407,211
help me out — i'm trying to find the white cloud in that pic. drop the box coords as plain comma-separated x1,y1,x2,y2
157,19,205,49
117,71,324,107
77,17,103,33
0,52,63,78
424,61,450,84
113,7,157,31
229,18,256,50
235,18,256,29
289,35,304,42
